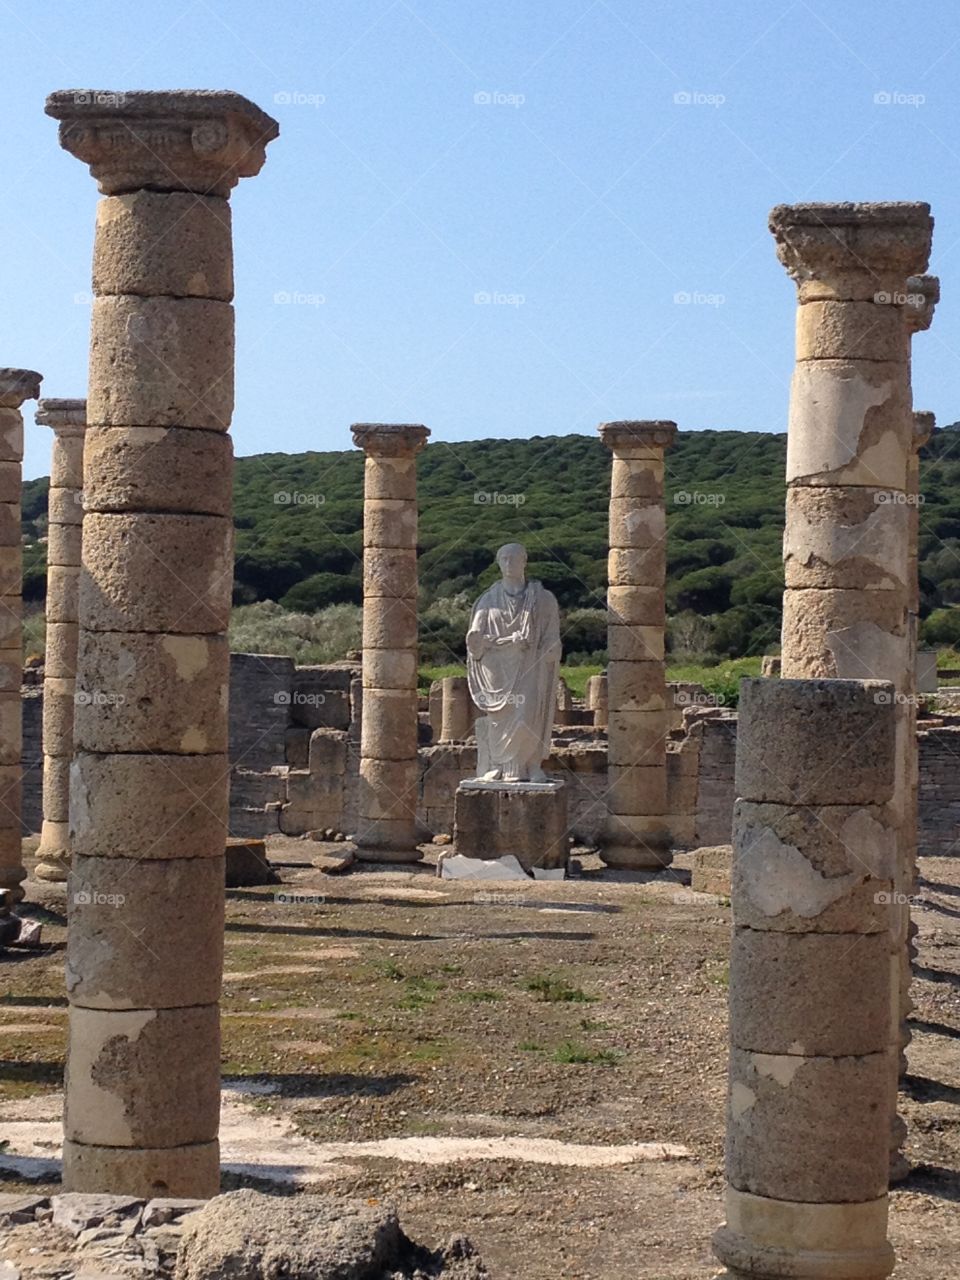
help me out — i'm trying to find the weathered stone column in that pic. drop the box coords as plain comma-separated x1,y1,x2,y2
586,672,608,728
714,677,897,1280
34,399,86,884
772,202,932,1183
0,370,40,902
440,675,473,742
352,423,429,861
46,89,278,1196
598,420,675,869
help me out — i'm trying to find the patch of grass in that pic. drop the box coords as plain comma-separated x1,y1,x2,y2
372,958,406,981
518,1041,543,1052
709,963,730,989
398,976,444,1010
458,989,502,1003
553,1042,619,1066
335,1011,360,1020
525,974,596,1004
438,963,463,975
579,1017,608,1031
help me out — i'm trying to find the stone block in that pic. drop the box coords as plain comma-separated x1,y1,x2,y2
729,928,890,1057
62,1139,219,1199
80,513,232,634
67,855,225,1008
608,544,665,587
736,678,896,806
224,838,277,887
84,425,233,517
732,800,896,934
362,547,418,599
783,485,908,591
606,661,666,712
362,597,418,649
88,295,234,431
363,647,418,689
64,1005,221,1147
726,1046,892,1203
360,688,418,761
71,752,228,859
74,631,229,754
362,498,417,549
454,780,568,872
607,625,664,663
691,844,731,895
795,299,904,362
363,453,417,501
93,191,233,300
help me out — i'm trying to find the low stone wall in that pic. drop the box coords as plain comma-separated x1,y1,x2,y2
20,650,960,859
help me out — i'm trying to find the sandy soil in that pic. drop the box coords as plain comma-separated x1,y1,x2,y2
0,838,958,1278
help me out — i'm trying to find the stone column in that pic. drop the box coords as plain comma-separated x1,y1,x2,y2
0,370,41,902
352,423,429,862
772,202,932,1183
34,399,86,884
598,420,676,869
714,677,897,1280
46,89,278,1197
440,675,473,742
586,672,608,728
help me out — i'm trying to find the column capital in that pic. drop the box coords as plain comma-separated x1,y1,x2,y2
904,274,940,335
913,409,935,449
769,202,932,298
45,90,279,197
36,398,87,434
351,422,430,456
0,368,42,409
598,420,677,452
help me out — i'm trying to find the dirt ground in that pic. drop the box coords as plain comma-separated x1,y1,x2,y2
1,837,958,1279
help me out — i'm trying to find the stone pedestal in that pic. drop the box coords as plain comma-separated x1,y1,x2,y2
598,419,675,870
771,202,932,1188
454,779,568,872
46,88,278,1198
0,369,41,902
713,677,897,1280
352,422,429,862
34,398,86,884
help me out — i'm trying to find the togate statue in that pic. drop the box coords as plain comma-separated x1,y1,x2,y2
465,543,561,783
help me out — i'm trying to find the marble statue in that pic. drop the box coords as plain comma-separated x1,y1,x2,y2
466,543,561,782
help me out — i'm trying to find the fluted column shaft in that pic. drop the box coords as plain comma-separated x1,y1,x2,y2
0,370,41,902
47,88,278,1197
352,423,429,862
598,420,675,869
34,399,86,884
714,678,897,1280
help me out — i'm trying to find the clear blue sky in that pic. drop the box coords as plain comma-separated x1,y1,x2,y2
2,0,957,478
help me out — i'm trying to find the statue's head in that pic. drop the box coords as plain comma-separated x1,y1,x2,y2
496,543,527,581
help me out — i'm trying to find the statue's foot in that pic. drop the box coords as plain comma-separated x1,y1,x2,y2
528,768,548,783
481,768,502,781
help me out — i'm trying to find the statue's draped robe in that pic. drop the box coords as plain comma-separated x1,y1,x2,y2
466,579,561,778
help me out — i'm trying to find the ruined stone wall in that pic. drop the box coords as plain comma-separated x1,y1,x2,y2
918,723,960,858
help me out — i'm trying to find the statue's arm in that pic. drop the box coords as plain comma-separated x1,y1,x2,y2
466,609,490,658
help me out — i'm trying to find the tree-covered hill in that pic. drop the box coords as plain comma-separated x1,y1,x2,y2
21,425,960,659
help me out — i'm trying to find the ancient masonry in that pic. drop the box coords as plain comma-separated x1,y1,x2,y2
771,200,933,1181
901,271,938,1097
598,419,676,869
714,677,898,1280
34,398,86,884
352,423,430,861
0,368,41,902
45,89,278,1195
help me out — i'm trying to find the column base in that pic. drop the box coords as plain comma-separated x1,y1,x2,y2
34,821,72,882
353,816,423,864
713,1186,894,1280
63,1138,220,1198
599,815,672,870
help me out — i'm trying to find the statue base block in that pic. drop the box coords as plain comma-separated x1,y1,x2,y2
454,778,569,873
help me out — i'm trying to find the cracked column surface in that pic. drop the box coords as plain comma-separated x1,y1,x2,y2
0,369,41,902
352,423,429,862
46,88,278,1196
713,677,898,1280
598,420,676,869
771,201,933,1185
34,398,86,884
